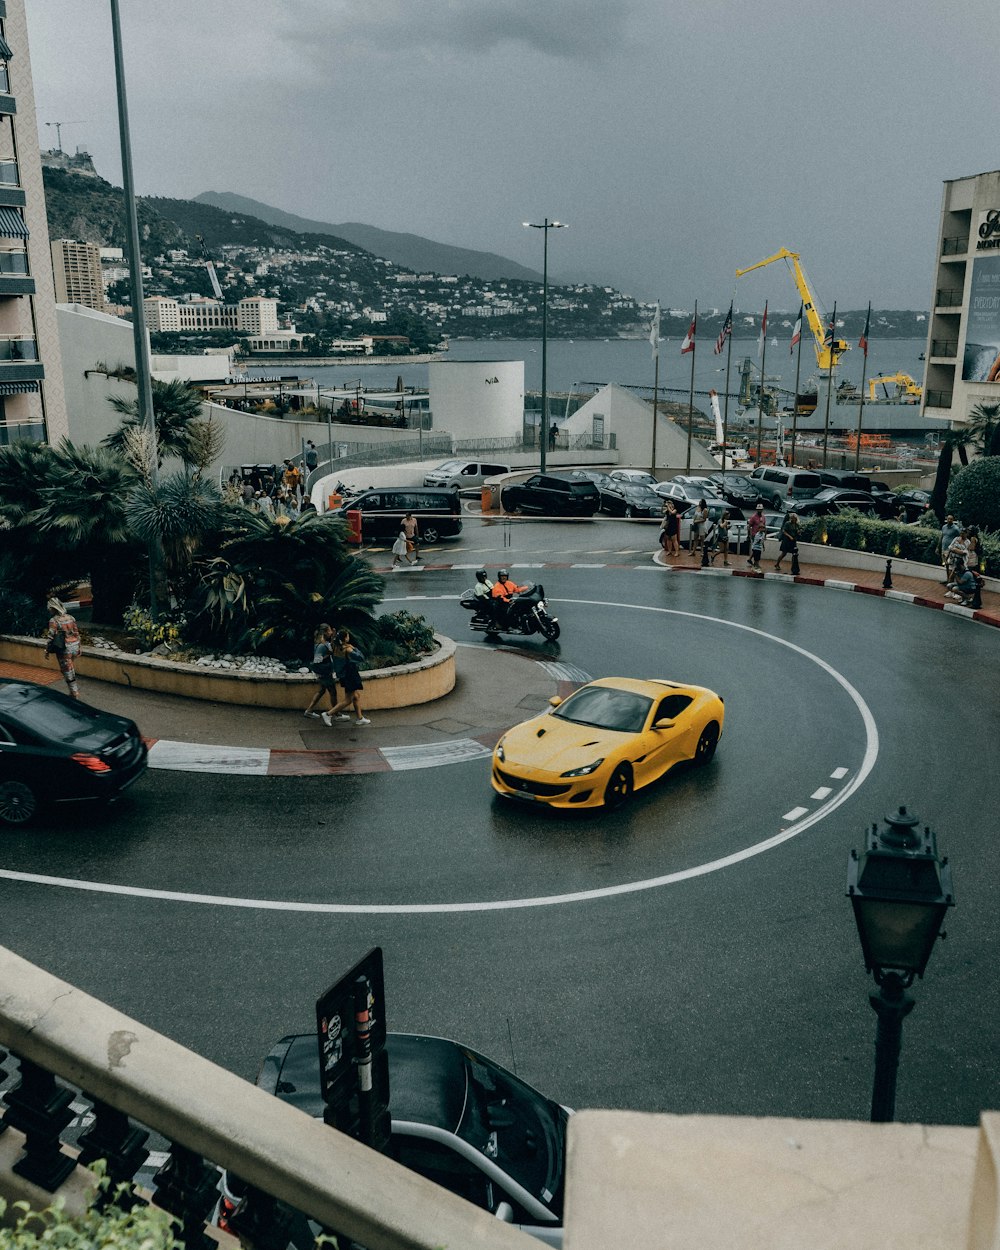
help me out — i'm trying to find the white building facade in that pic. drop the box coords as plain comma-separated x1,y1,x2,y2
427,358,524,443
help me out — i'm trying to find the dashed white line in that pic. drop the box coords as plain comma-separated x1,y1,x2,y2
811,786,833,800
831,767,849,779
783,806,809,822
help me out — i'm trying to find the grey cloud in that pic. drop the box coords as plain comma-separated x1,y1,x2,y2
282,0,635,62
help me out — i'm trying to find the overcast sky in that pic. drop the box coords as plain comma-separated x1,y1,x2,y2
23,0,999,311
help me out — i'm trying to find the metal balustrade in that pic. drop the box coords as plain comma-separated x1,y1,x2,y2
0,945,532,1250
0,160,19,187
930,339,959,358
935,288,964,308
0,250,28,275
924,389,954,409
0,336,37,361
941,237,967,256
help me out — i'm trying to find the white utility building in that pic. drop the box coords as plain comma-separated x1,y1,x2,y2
428,359,524,443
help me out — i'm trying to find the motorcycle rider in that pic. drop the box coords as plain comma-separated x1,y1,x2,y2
491,568,529,629
472,569,496,627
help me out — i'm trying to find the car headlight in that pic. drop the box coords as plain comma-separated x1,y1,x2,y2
495,741,506,762
560,759,604,778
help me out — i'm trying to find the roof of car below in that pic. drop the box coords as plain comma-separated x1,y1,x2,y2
267,1033,469,1132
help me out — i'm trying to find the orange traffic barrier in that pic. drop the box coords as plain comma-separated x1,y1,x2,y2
327,492,342,510
481,485,494,513
346,509,362,544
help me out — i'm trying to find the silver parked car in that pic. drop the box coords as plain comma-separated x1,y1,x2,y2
423,459,511,492
677,501,750,552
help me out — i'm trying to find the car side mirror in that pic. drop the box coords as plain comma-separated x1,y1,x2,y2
548,696,563,707
494,1202,514,1223
652,718,674,730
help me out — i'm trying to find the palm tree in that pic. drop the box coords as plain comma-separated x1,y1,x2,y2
965,401,1000,456
0,441,59,525
126,472,225,587
104,378,205,467
27,442,140,620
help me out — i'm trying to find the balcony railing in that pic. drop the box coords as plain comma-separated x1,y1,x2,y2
0,335,37,361
936,288,964,308
0,159,18,187
941,236,967,256
930,338,959,358
0,944,533,1250
0,250,28,275
925,389,954,408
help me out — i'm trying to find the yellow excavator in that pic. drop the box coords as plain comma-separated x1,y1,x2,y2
735,247,849,372
868,372,922,402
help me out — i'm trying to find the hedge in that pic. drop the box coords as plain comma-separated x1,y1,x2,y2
795,510,1000,577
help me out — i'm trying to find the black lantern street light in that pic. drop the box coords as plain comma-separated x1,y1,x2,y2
523,219,568,473
846,805,954,1123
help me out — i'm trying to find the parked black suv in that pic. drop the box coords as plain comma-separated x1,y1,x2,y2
332,488,462,542
501,473,600,517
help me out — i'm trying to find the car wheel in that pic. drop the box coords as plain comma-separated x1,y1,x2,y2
772,494,783,509
625,506,635,519
0,780,38,826
603,763,633,810
694,722,720,766
422,526,439,544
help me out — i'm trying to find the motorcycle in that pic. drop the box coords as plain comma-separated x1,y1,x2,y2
460,582,560,641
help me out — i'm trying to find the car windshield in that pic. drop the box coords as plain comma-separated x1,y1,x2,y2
456,1047,567,1216
431,460,462,473
552,686,652,734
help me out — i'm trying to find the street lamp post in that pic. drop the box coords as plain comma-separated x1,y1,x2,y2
846,805,954,1123
523,219,568,473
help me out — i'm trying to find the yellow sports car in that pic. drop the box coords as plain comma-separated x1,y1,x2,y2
492,677,724,810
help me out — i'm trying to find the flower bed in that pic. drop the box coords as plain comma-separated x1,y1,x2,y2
0,633,456,710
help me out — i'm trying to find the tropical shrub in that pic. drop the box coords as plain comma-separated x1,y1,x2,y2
367,610,438,668
796,509,1000,576
946,458,1000,533
0,1188,180,1250
0,555,46,635
123,603,187,651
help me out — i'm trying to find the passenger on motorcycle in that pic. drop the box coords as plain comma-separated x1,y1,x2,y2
491,569,528,628
473,569,496,626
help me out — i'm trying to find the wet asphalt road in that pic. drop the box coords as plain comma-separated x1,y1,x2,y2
0,521,997,1130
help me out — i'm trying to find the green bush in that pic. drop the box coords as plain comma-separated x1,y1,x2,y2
365,610,437,669
946,458,1000,533
796,510,962,567
0,1190,180,1250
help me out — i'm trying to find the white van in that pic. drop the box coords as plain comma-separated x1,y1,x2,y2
422,459,511,492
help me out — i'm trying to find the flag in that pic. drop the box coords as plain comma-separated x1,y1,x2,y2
859,302,871,357
757,302,768,357
714,303,733,355
790,303,802,355
823,317,835,347
648,303,660,360
681,312,696,354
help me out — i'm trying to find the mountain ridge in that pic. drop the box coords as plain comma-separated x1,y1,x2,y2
194,190,543,284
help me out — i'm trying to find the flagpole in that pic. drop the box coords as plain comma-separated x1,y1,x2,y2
686,300,697,474
756,302,768,465
854,302,872,471
649,303,660,478
722,318,733,468
822,300,837,468
790,302,804,468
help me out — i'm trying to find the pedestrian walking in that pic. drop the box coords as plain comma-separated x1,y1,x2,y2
749,523,765,570
747,503,766,567
45,597,82,699
775,512,799,570
303,623,338,718
940,514,961,567
690,499,709,559
660,500,680,558
391,525,409,569
305,440,319,473
322,630,370,726
717,510,731,566
401,511,420,563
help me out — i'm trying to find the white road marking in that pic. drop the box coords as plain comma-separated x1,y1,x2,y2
0,600,878,914
831,767,849,779
571,563,606,568
811,787,833,800
147,742,270,775
783,807,809,822
382,741,492,770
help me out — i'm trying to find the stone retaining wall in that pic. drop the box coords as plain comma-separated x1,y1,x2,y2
0,634,455,710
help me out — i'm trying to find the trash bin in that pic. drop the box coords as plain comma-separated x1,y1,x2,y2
327,492,343,511
481,485,493,513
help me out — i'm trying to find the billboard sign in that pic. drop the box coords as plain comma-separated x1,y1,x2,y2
962,256,1000,383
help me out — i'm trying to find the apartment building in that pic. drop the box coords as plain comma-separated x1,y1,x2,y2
51,238,106,311
0,0,67,443
143,293,280,335
923,168,1000,425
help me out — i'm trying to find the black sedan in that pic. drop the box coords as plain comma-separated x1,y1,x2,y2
218,1032,569,1244
791,488,877,519
501,473,600,517
894,488,934,522
599,481,664,519
0,681,147,825
704,473,766,507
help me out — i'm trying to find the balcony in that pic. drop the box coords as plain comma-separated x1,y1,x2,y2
941,236,967,257
930,338,959,358
0,159,25,208
0,336,42,383
0,250,33,296
0,63,13,116
0,944,996,1250
935,288,964,309
925,389,954,409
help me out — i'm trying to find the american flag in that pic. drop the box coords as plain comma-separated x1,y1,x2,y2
714,304,733,355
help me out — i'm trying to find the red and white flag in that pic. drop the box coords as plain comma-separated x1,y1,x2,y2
681,313,696,355
757,302,768,358
790,303,802,355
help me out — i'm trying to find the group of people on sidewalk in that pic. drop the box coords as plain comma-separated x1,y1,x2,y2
658,499,799,572
304,624,371,726
940,513,984,606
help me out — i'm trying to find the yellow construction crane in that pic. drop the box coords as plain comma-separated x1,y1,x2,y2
868,372,922,402
735,247,849,372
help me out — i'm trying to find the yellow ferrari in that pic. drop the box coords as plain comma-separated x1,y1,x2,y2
492,677,724,810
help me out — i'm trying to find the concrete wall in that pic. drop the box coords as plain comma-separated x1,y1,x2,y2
564,384,717,474
428,359,524,441
57,304,137,446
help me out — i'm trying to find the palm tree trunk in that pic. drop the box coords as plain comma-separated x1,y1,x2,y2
929,444,953,522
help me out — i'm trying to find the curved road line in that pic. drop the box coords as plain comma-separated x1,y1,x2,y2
0,599,878,914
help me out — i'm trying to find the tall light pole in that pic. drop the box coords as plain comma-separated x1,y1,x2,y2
110,0,160,616
523,220,567,473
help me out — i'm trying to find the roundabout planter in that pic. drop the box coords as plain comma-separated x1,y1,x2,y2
0,633,456,711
